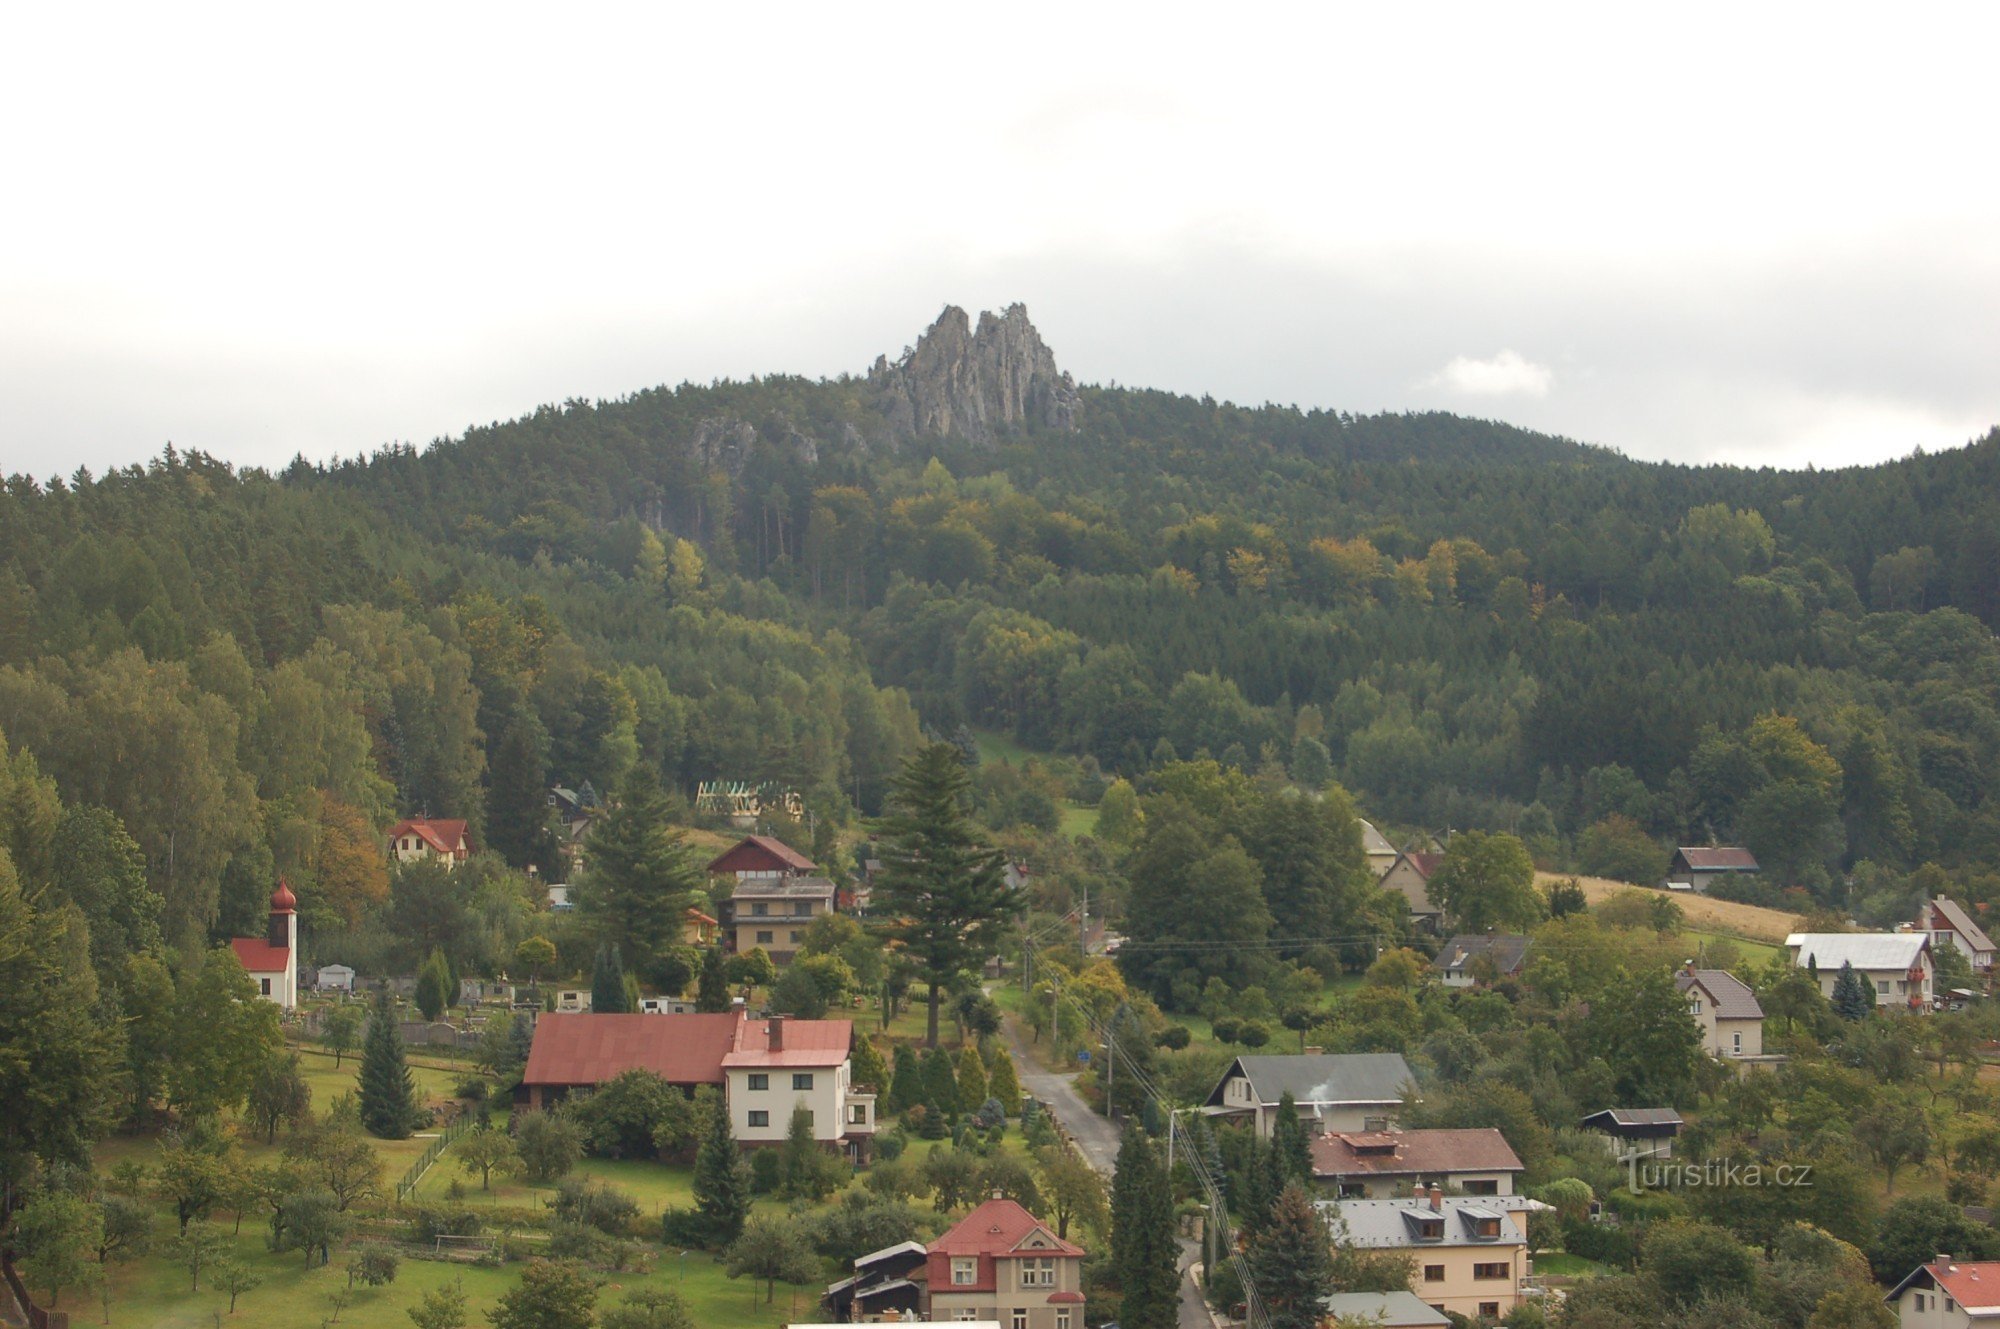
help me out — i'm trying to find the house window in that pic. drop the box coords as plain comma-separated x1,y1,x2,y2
1877,979,1890,994
794,901,813,916
747,1110,769,1127
1688,997,1702,1012
1423,1265,1446,1283
1022,1257,1055,1287
1364,1116,1389,1131
1338,1183,1366,1198
751,902,768,916
756,931,774,945
1473,1262,1510,1279
1012,1312,1027,1329
1463,1179,1499,1196
1731,1032,1742,1052
951,1257,977,1286
1479,1304,1501,1319
748,1073,768,1091
260,978,272,995
850,1104,868,1124
793,1073,815,1090
789,931,803,945
1057,1312,1072,1329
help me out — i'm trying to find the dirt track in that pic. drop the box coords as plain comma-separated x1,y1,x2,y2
1537,871,1803,942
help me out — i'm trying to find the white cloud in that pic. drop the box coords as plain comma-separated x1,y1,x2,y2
1426,351,1555,399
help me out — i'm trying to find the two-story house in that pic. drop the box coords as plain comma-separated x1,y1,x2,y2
1787,933,1933,1011
709,835,836,964
1887,1257,2000,1326
386,816,472,869
1323,1190,1548,1322
1204,1053,1416,1138
926,1196,1087,1329
1920,897,1995,976
1310,1128,1524,1199
1675,966,1765,1058
1380,852,1445,930
1432,936,1529,989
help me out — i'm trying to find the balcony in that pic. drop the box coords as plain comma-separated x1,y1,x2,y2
844,1090,877,1134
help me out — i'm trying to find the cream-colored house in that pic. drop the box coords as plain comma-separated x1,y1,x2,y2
925,1197,1087,1329
723,1015,876,1162
1787,933,1933,1011
1324,1192,1549,1322
1380,852,1445,929
1358,820,1400,878
1886,1257,2000,1326
1675,967,1765,1059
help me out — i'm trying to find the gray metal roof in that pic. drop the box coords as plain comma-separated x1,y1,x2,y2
1434,934,1530,975
1931,897,1996,955
1581,1107,1683,1130
1320,1196,1544,1249
1786,932,1928,972
1322,1292,1451,1326
1675,969,1764,1020
1205,1053,1416,1109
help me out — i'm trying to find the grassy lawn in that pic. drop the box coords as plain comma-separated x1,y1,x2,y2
1682,928,1781,968
1058,803,1100,838
1534,1252,1609,1280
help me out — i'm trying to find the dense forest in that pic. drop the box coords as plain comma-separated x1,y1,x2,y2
2,309,1998,969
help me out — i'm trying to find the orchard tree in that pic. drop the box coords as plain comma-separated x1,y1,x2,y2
489,1259,596,1329
320,1003,362,1068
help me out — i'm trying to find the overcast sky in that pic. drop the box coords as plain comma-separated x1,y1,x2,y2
4,4,1997,477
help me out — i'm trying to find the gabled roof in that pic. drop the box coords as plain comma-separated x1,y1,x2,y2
1399,852,1444,879
1675,969,1764,1020
721,1016,853,1069
1673,846,1759,872
1322,1291,1451,1327
929,1197,1085,1258
1204,1053,1416,1110
707,834,817,875
388,817,470,855
1886,1260,2000,1317
524,1012,743,1087
1357,820,1398,858
1930,897,1996,955
1580,1107,1683,1132
230,936,289,973
1434,934,1530,976
1786,932,1929,971
1310,1128,1523,1180
1321,1196,1545,1249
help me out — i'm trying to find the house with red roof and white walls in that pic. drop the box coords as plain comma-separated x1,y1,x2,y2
516,1009,876,1160
231,881,298,1010
925,1196,1087,1329
1919,896,1996,976
386,816,472,869
1885,1256,2000,1325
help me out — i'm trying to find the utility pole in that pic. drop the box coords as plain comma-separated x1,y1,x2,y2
1079,883,1089,957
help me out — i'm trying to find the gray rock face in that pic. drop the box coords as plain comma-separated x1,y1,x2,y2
869,303,1079,444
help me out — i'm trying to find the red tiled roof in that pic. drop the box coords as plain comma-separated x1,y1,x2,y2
721,1017,853,1069
1310,1128,1524,1180
523,1012,742,1087
230,936,290,973
1675,846,1759,872
389,818,470,856
1048,1292,1086,1304
929,1198,1086,1259
1407,853,1444,878
1924,1260,2000,1314
706,835,816,875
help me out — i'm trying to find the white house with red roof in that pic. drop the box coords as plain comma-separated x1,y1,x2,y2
386,817,472,869
231,881,298,1010
926,1196,1086,1329
1920,896,1996,974
1886,1256,2000,1324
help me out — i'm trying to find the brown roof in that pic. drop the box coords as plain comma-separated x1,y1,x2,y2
721,1016,853,1069
1310,1128,1523,1180
929,1198,1085,1258
1406,852,1444,878
706,834,816,875
1674,846,1759,872
1675,969,1764,1020
523,1012,741,1087
388,817,470,855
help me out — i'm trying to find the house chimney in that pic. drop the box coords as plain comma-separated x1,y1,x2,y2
768,1014,784,1050
1429,1185,1443,1212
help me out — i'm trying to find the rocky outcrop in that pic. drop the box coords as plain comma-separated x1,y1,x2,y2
869,304,1080,444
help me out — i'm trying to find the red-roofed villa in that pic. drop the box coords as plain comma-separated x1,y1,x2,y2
230,881,298,1010
387,817,472,869
926,1196,1086,1329
1886,1257,2000,1324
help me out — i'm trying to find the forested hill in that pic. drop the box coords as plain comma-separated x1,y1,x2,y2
1,303,1998,965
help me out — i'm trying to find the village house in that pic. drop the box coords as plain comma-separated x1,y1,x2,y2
1322,1190,1549,1322
386,816,472,869
1675,966,1765,1059
709,834,837,964
1432,935,1530,988
231,881,298,1010
517,1010,874,1159
1664,846,1759,894
1920,896,1996,975
821,1240,929,1322
1380,852,1445,930
1580,1107,1683,1160
924,1196,1087,1329
1787,932,1934,1010
1885,1257,2000,1326
1311,1128,1524,1199
1204,1053,1416,1138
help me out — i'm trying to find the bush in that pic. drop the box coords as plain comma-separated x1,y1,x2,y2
748,1148,783,1195
346,1247,399,1287
454,1075,490,1101
875,1128,907,1162
1210,1017,1241,1043
1154,1025,1192,1050
971,1098,1006,1131
1236,1021,1270,1049
551,1178,642,1236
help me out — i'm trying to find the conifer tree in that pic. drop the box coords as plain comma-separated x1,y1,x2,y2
582,767,705,989
689,1087,751,1245
414,948,451,1021
986,1047,1022,1116
1269,1092,1313,1192
1250,1182,1336,1329
956,1043,989,1111
1110,1121,1178,1329
357,991,418,1139
1832,960,1875,1020
886,1044,923,1115
850,1033,891,1098
591,944,632,1013
695,946,730,1013
871,743,1017,1046
922,1045,960,1119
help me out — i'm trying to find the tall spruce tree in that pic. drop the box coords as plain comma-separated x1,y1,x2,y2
1832,960,1875,1020
1250,1182,1336,1329
357,991,418,1140
689,1087,752,1245
582,767,705,989
1269,1092,1313,1192
1110,1121,1179,1329
695,946,730,1013
871,743,1016,1046
486,704,560,875
591,944,632,1013
922,1045,961,1119
885,1044,923,1115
